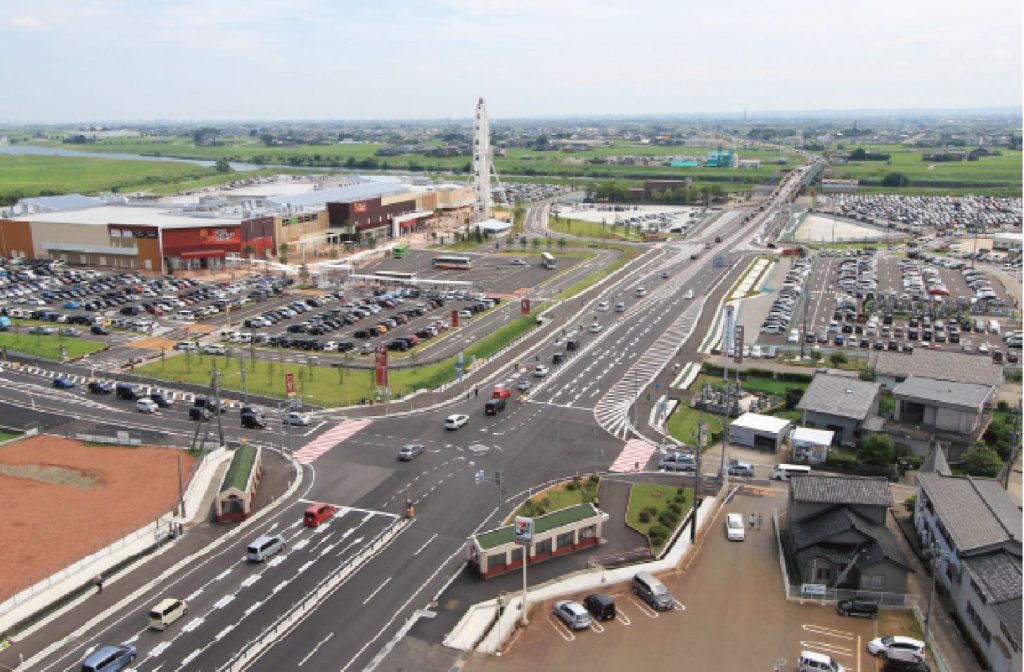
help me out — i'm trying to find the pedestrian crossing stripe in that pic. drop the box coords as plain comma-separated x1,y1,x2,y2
608,438,657,473
292,419,372,465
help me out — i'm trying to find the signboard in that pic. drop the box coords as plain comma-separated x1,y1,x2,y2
284,372,295,396
734,325,745,364
520,298,530,315
801,583,827,596
514,516,534,546
723,305,735,354
353,201,369,214
455,351,464,382
375,345,388,387
451,309,460,329
199,228,239,245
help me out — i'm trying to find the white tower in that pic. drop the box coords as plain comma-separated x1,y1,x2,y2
473,97,492,221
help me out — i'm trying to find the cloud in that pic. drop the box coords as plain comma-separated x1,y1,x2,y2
8,16,44,30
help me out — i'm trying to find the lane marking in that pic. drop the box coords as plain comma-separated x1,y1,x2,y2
413,533,438,557
362,577,393,605
213,595,235,610
298,631,335,667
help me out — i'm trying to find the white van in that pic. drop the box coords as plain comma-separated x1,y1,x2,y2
988,320,1000,334
770,464,811,481
173,310,196,322
148,598,188,630
136,398,158,414
246,534,286,562
615,301,626,313
799,650,844,672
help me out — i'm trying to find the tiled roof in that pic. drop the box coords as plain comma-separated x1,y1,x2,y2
790,474,893,507
962,552,1022,647
893,376,993,409
918,473,1022,552
797,374,880,420
789,506,909,569
874,350,1003,386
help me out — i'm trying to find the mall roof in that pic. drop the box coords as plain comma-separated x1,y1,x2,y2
10,205,241,228
18,194,106,212
266,181,407,209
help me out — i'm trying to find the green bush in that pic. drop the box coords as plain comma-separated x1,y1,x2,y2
676,486,686,498
658,510,680,527
638,510,652,524
667,503,682,516
826,448,860,471
588,475,600,488
996,400,1009,412
858,433,896,466
777,372,814,383
904,495,917,511
673,495,685,505
566,481,578,491
648,525,669,545
642,505,659,517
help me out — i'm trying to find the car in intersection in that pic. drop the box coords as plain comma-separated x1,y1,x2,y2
398,443,425,461
282,411,312,426
444,414,469,430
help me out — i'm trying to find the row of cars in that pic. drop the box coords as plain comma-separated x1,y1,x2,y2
552,571,677,632
761,255,812,335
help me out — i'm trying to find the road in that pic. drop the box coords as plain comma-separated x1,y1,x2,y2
8,162,819,671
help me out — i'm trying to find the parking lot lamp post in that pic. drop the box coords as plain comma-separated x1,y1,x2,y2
923,542,949,646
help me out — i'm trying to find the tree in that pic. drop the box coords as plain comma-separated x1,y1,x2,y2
960,444,1004,478
278,243,289,264
242,245,255,259
557,238,567,252
882,172,909,187
784,387,804,410
858,433,896,466
829,351,847,367
214,158,232,173
848,148,867,160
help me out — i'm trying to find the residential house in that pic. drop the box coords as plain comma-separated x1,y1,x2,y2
914,470,1022,672
787,475,909,593
797,374,881,446
890,376,994,457
873,349,1003,390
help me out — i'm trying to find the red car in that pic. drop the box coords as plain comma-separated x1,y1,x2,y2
303,502,336,527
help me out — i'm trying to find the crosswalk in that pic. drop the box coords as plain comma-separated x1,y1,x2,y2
608,438,658,473
593,298,704,439
292,419,372,465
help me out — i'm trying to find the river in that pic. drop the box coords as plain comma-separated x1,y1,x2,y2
0,144,264,171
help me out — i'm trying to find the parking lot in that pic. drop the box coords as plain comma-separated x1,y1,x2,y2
472,489,879,672
753,248,1022,364
0,249,574,368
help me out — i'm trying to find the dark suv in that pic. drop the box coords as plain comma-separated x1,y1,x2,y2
837,597,878,618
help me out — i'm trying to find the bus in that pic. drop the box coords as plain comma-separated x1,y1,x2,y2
770,464,811,481
392,243,409,259
432,255,472,270
375,270,417,281
540,252,556,270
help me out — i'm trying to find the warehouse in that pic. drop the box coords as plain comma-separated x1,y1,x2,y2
728,412,792,451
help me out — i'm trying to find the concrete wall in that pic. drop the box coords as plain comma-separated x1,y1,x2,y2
802,410,861,445
895,399,982,435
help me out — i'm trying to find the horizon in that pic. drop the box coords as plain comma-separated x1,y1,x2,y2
1,0,1020,124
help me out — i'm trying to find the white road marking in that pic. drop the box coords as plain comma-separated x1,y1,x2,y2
298,631,335,667
181,616,205,633
149,642,171,657
214,567,234,581
215,623,236,640
244,600,263,615
185,587,204,601
272,580,290,594
178,649,201,669
240,575,259,588
362,577,392,605
268,555,287,567
413,533,438,556
213,595,235,609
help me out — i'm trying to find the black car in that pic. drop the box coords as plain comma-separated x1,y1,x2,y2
88,380,114,394
837,597,878,618
582,593,616,621
90,325,109,335
150,391,173,408
189,407,213,421
241,412,267,429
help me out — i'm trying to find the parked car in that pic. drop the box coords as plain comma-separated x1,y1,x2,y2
552,600,591,631
867,635,925,662
837,597,879,618
725,512,745,541
136,398,159,414
659,452,696,472
582,593,616,621
52,376,75,389
88,380,114,394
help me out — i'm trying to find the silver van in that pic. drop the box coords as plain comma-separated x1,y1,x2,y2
615,301,626,313
798,650,844,672
148,598,188,630
246,534,286,562
632,571,675,611
80,645,137,672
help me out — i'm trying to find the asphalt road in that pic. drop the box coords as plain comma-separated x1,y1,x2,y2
9,164,819,671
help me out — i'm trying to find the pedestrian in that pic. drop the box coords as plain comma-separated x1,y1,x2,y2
748,513,755,529
474,386,479,397
93,574,104,594
757,513,763,530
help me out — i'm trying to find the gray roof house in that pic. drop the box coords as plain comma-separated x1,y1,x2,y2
890,376,995,457
914,472,1022,672
797,374,882,446
787,475,907,592
873,349,1004,389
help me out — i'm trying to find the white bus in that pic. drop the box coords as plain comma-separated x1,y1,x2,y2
540,252,556,270
770,463,811,481
375,270,418,282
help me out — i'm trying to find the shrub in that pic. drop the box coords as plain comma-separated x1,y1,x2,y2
658,510,680,527
566,481,578,491
826,449,859,471
667,503,682,515
674,495,685,505
829,351,848,367
638,510,651,523
784,387,804,410
859,433,896,466
648,525,669,544
904,495,917,511
996,400,1009,412
676,486,686,498
642,505,659,517
588,475,600,488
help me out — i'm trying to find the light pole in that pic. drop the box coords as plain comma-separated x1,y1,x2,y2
923,542,950,646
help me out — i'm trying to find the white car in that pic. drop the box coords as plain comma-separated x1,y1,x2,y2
596,301,610,312
509,258,528,266
444,414,469,430
136,398,159,414
202,344,227,355
725,513,745,541
683,289,694,299
635,287,647,297
282,412,312,426
174,341,198,351
532,365,549,378
588,322,602,333
458,310,472,319
787,329,800,343
866,635,925,662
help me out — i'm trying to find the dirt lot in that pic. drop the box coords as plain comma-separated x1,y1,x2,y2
0,436,193,601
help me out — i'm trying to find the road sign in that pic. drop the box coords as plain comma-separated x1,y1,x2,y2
520,298,530,315
375,345,388,387
514,516,534,546
734,325,744,364
284,372,295,396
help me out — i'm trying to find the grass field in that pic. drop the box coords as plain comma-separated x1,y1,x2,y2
625,483,692,555
0,154,222,205
827,147,1022,196
0,332,106,360
506,477,600,523
548,216,644,241
0,430,21,443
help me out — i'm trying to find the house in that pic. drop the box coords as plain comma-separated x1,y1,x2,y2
787,475,909,592
914,469,1022,672
873,349,1004,390
792,427,835,465
889,376,994,456
797,374,881,446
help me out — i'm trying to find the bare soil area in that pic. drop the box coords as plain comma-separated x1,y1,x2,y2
0,435,194,602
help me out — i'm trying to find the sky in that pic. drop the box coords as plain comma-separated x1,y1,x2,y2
0,0,1021,123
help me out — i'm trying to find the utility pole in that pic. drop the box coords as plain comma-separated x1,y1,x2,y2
239,354,248,404
212,361,225,448
720,307,733,484
1002,405,1022,490
691,419,703,542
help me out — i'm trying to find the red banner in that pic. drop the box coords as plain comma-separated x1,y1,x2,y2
375,345,388,387
285,372,295,396
451,309,460,329
520,298,530,315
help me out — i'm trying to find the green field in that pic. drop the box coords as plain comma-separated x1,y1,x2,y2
0,154,226,205
548,216,644,241
827,147,1022,196
0,332,106,360
625,483,693,555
